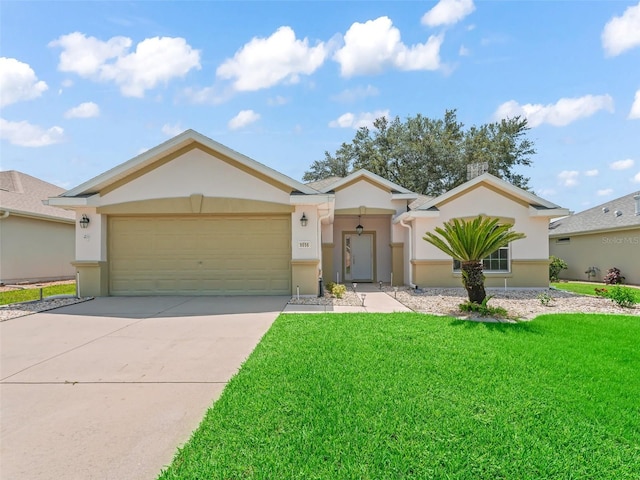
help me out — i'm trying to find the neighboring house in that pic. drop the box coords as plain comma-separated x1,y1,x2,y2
47,130,568,297
0,171,75,284
549,192,640,285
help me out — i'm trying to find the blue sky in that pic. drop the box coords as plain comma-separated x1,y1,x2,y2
1,0,639,213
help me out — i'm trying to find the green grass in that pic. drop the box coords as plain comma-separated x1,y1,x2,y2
552,281,640,303
0,283,76,305
159,313,640,479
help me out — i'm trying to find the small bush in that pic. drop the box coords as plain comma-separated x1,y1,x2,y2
537,292,554,306
603,267,625,285
606,286,636,308
459,296,509,318
594,287,609,298
325,281,335,293
549,256,568,282
330,283,347,299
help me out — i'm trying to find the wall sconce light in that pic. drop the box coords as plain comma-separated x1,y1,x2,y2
355,215,364,236
79,214,90,229
300,212,308,227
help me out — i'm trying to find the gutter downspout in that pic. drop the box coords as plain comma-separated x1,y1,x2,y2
317,206,332,279
399,216,416,288
0,210,10,219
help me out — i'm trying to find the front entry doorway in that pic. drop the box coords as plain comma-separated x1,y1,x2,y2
344,233,374,282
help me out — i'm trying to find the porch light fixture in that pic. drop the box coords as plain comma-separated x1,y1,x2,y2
79,214,90,229
355,215,364,236
300,212,308,227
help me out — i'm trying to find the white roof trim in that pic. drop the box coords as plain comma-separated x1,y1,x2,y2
61,129,317,197
325,169,414,194
46,194,100,208
391,193,420,200
528,206,571,217
393,210,441,223
416,172,563,210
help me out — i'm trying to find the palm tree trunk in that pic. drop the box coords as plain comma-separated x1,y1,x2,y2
461,261,486,304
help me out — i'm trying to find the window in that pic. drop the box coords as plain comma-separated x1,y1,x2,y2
453,247,510,272
555,237,570,244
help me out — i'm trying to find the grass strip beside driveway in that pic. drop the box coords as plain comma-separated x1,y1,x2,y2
159,313,640,479
0,283,76,305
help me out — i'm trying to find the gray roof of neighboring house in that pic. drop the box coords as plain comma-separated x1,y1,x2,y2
549,191,640,236
0,171,75,221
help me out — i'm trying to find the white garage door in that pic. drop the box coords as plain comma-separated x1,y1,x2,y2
109,216,291,295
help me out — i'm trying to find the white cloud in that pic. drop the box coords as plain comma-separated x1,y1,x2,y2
558,170,579,187
217,26,328,91
629,89,640,119
597,188,613,196
329,109,390,129
633,171,640,183
494,94,614,127
228,109,260,130
181,85,231,105
421,0,475,27
0,57,48,107
331,85,380,103
333,17,443,77
0,118,64,147
64,101,100,118
49,32,201,97
610,158,635,170
584,169,599,177
267,95,289,106
161,123,184,137
602,2,640,56
458,45,470,56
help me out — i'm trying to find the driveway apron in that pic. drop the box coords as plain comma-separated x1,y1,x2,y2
0,296,286,480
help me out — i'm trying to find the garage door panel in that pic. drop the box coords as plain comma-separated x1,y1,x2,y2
109,216,291,295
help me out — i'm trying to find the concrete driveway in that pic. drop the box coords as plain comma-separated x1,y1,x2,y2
0,296,287,480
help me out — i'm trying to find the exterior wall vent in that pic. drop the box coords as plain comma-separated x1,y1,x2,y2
614,210,622,217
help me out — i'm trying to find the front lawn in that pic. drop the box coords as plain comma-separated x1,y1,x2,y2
159,313,639,479
552,281,640,303
0,283,76,305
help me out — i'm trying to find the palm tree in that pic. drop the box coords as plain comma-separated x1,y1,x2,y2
423,216,526,304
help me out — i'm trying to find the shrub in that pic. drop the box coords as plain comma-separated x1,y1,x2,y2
459,296,509,318
606,286,636,308
537,292,554,306
330,283,347,299
549,256,568,282
594,287,609,298
325,281,335,294
603,267,625,285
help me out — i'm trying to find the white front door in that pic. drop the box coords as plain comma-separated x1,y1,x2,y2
345,234,373,282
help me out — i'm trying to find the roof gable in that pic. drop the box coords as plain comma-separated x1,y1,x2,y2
61,130,317,198
416,173,562,211
314,169,416,195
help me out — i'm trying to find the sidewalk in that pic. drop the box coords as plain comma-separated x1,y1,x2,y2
282,284,412,314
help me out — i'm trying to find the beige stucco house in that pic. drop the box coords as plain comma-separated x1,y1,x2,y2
48,130,568,297
549,192,640,285
0,171,75,284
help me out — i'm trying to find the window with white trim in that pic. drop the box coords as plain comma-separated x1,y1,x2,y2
453,246,510,272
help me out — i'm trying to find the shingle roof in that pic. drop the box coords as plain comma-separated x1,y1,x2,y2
549,191,640,236
0,171,74,221
305,176,343,192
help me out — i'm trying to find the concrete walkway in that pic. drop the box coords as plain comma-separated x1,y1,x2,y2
283,283,412,314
